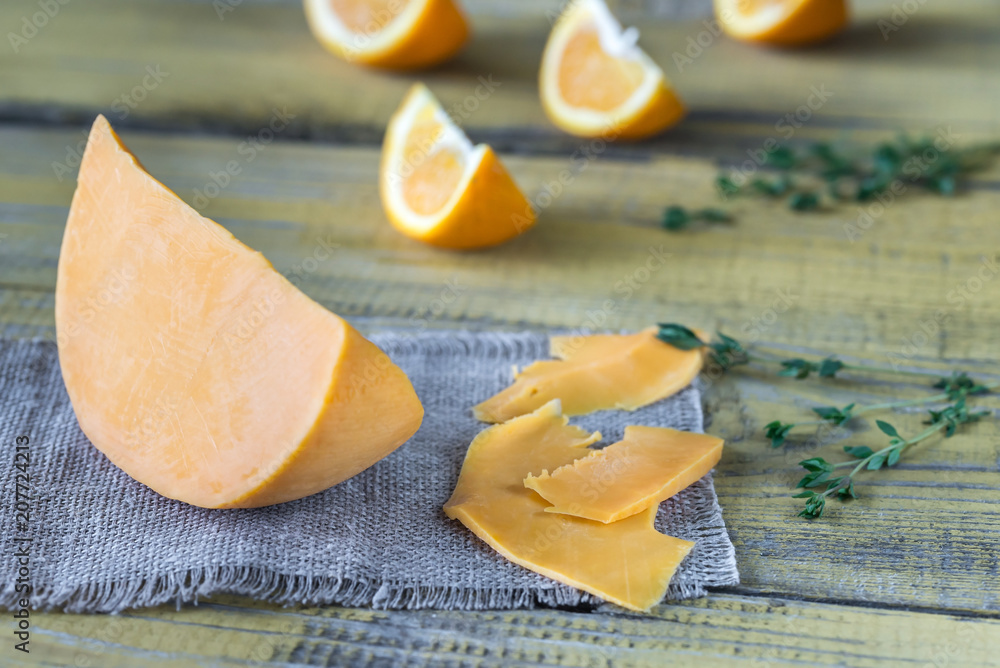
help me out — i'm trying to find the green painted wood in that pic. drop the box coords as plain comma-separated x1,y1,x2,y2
1,0,998,152
3,124,1000,361
3,0,1000,663
8,593,1000,667
2,123,1000,621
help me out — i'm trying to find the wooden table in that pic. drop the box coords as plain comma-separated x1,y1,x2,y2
3,0,1000,664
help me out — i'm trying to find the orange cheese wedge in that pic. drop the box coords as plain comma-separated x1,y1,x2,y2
524,427,724,523
472,328,704,423
444,400,694,611
55,115,424,509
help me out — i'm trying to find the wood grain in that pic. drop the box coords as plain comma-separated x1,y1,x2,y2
2,122,999,620
708,368,1000,613
4,124,1000,362
1,0,998,151
8,593,1000,667
3,0,1000,664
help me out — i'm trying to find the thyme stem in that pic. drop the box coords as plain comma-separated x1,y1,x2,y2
655,323,995,519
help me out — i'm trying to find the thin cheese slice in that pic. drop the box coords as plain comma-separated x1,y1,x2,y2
444,400,694,611
524,427,724,523
472,328,703,423
55,115,424,509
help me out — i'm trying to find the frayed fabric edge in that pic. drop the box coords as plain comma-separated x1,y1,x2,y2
0,568,714,615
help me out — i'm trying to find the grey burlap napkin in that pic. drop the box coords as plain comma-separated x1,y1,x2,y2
0,331,738,614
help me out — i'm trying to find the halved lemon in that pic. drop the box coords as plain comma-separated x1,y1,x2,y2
304,0,469,69
380,84,536,250
715,0,848,46
540,0,684,140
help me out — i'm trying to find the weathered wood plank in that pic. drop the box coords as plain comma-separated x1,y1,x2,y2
3,0,1000,664
9,593,1000,667
4,124,1000,361
2,124,1000,616
708,370,1000,612
1,0,998,150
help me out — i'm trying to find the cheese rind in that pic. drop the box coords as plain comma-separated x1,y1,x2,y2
55,115,424,509
444,400,694,611
472,328,703,423
524,426,724,523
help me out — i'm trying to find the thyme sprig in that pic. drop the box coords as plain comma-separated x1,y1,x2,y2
656,324,977,385
795,401,988,518
661,206,733,231
934,371,991,400
759,383,1000,448
692,136,1000,221
655,323,997,518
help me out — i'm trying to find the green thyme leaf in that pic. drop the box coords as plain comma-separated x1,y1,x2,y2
765,421,795,448
716,175,741,198
813,403,855,426
662,206,690,231
779,358,817,379
876,420,899,438
765,147,797,169
698,208,733,223
789,191,821,211
887,448,902,467
933,372,990,400
662,206,734,231
867,453,888,470
696,137,1000,228
798,494,826,519
648,322,997,520
799,457,833,473
655,323,704,350
818,358,845,378
843,445,874,459
836,481,857,500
